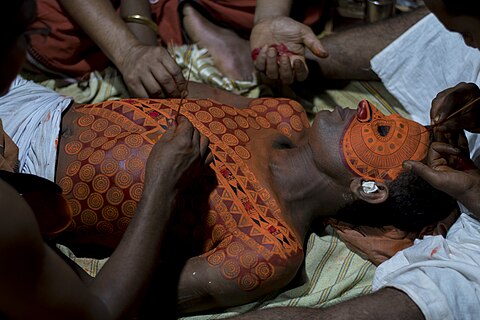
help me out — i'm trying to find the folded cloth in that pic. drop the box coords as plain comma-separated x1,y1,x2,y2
0,76,72,181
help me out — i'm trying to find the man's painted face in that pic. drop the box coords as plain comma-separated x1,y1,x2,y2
341,100,430,182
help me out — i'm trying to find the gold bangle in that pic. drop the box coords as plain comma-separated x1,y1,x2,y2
123,14,158,34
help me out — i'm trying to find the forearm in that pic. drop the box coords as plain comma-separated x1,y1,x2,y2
89,185,176,318
230,288,424,320
58,0,142,69
120,0,157,45
254,0,293,23
307,7,429,80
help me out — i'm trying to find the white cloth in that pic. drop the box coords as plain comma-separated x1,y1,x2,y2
371,13,480,320
0,76,72,181
371,13,480,126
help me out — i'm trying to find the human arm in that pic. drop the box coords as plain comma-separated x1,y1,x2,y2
58,0,186,98
250,0,328,84
304,7,429,81
176,246,303,314
401,83,480,217
229,287,423,320
119,0,157,45
0,117,211,319
429,82,480,133
403,140,480,218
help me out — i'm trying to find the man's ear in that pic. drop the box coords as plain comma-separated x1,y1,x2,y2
350,178,389,204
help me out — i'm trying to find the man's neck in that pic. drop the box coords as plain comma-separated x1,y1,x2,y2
268,143,324,239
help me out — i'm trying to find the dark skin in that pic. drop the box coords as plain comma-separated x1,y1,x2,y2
404,0,480,219
234,0,480,319
250,2,429,84
56,0,187,98
0,1,212,318
56,92,428,313
0,116,211,319
56,94,364,313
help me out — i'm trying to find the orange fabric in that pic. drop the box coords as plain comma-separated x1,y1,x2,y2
342,100,430,182
326,208,459,266
28,0,325,78
58,97,309,290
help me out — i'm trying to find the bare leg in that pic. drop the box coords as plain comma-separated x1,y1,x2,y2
182,4,255,81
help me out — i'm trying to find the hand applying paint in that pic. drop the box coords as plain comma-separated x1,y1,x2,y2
403,83,480,218
430,82,480,136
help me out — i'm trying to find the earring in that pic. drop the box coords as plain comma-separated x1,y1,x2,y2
361,181,378,194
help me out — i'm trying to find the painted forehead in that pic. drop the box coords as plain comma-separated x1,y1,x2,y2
341,100,429,182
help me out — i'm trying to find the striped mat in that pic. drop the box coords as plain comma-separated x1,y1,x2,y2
311,80,410,118
58,228,376,319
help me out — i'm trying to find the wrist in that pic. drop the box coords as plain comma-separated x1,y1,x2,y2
115,40,144,72
457,178,480,217
123,15,158,34
254,0,292,24
254,15,287,25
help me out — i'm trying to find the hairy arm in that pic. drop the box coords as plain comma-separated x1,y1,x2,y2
58,0,148,66
230,287,424,320
59,0,185,97
307,7,429,80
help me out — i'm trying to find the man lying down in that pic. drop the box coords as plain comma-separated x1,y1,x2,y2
0,76,458,315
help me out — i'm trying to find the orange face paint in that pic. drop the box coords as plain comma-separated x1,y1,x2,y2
341,100,429,182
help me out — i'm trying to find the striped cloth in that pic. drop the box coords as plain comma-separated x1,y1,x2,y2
311,80,409,118
58,228,376,318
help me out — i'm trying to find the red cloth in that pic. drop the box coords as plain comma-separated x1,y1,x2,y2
28,0,325,78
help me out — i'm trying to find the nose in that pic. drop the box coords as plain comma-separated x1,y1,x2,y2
357,100,370,121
